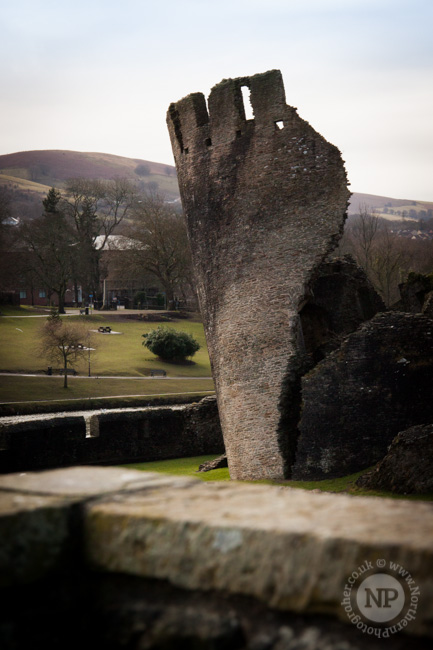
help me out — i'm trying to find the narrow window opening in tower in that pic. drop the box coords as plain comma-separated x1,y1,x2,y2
241,86,254,121
275,120,284,130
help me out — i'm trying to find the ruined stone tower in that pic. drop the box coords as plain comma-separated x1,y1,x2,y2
167,70,350,480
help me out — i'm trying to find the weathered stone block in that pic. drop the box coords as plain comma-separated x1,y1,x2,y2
2,466,433,644
0,465,166,498
0,491,71,587
293,312,433,480
167,70,350,480
357,424,433,494
300,256,385,363
83,472,433,637
396,273,433,314
198,453,228,472
182,395,224,456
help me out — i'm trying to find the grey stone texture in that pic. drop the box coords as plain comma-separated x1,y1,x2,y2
0,397,223,473
300,255,385,363
197,452,228,472
423,291,433,318
293,312,433,480
1,466,433,647
394,273,433,314
167,69,350,480
0,415,86,471
0,490,70,587
357,424,433,494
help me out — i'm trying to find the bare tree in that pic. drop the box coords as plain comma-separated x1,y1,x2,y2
38,316,94,388
339,204,415,306
371,226,413,306
63,178,136,302
125,192,193,304
349,203,380,276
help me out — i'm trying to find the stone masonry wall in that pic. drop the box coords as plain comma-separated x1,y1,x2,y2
0,397,223,473
293,312,433,480
167,70,350,480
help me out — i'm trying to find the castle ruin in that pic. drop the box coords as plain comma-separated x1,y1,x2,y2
167,70,350,480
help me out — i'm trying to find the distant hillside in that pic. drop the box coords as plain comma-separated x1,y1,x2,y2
1,149,432,223
348,192,433,221
0,149,178,192
0,149,180,222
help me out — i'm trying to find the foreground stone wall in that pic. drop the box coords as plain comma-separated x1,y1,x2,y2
0,397,223,473
0,466,432,649
167,69,350,480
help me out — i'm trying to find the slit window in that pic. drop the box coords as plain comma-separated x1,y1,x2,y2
275,120,284,130
241,86,254,120
205,138,212,147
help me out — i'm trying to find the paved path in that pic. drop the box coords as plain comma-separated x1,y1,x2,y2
0,313,77,318
0,372,213,380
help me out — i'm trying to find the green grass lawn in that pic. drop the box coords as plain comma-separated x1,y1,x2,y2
0,309,213,406
123,455,231,482
0,375,214,404
122,456,433,500
0,311,211,377
0,305,51,317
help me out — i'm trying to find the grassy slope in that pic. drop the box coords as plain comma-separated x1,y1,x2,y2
122,456,433,500
3,150,433,215
0,150,180,202
348,192,433,215
0,375,214,404
0,173,52,195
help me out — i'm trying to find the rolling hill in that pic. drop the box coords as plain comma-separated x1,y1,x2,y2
1,149,432,221
0,150,180,222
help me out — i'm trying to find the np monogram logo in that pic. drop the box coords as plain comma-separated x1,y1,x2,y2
341,559,420,638
357,574,404,622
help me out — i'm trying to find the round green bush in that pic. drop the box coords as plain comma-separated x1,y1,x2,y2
142,326,200,361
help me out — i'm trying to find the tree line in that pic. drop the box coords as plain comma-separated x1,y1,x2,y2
4,184,432,313
1,180,194,313
337,205,433,306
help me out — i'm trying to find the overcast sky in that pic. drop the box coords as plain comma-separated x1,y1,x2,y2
1,0,432,200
